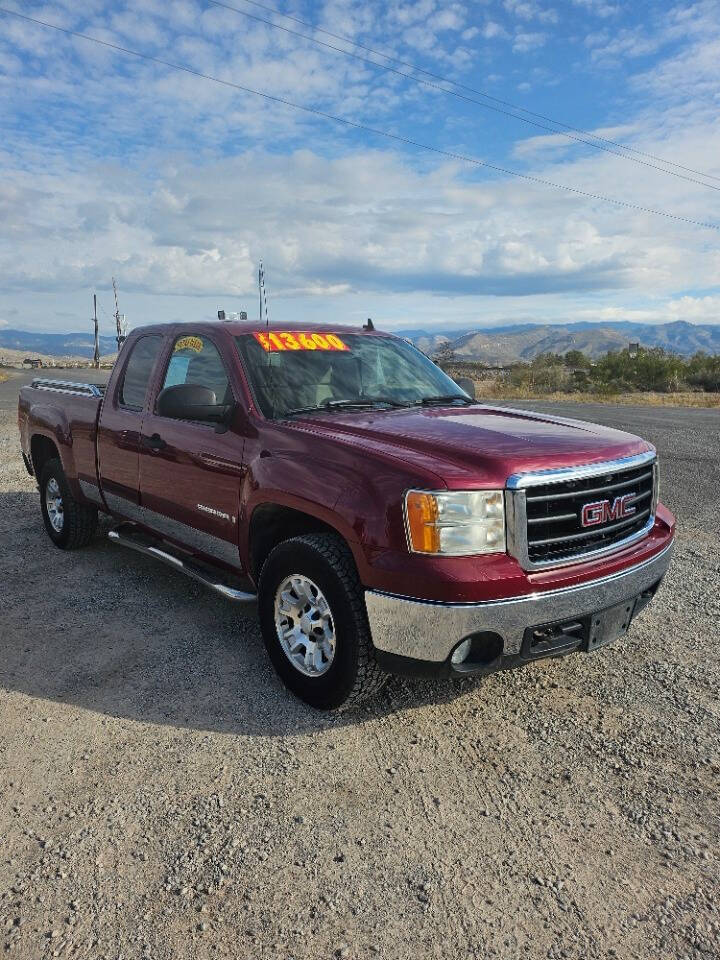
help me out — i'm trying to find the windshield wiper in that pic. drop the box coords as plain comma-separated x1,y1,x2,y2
284,397,407,418
417,394,474,406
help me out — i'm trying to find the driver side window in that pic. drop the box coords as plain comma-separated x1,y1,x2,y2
160,334,232,406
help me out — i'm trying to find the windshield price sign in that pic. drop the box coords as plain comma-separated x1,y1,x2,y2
253,331,350,352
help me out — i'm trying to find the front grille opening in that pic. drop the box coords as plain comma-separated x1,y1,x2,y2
524,461,655,566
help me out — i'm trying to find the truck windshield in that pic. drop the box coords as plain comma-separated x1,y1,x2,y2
235,332,470,419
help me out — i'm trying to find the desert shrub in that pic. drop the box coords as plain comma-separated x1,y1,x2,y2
685,352,720,391
443,345,720,396
564,349,593,370
591,348,688,392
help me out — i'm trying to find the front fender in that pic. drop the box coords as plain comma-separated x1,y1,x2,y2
240,447,374,579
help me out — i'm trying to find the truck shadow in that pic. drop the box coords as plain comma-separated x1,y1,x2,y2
1,491,482,737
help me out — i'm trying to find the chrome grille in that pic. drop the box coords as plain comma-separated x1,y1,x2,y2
506,451,658,570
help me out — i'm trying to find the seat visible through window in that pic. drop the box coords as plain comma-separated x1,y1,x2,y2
160,335,232,406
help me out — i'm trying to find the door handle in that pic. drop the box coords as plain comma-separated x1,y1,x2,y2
143,433,167,451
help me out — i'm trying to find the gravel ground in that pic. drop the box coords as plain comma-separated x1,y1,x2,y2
1,371,719,960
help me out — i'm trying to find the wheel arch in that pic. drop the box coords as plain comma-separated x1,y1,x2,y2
247,501,359,582
30,433,61,478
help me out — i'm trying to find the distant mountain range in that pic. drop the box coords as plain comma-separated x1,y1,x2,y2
1,320,719,363
397,320,720,363
0,329,118,359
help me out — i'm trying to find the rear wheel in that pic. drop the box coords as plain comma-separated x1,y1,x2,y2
258,533,385,710
39,458,98,549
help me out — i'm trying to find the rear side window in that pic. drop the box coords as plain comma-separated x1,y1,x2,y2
119,336,162,410
160,334,232,405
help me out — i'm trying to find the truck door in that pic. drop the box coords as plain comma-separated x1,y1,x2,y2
97,334,164,512
137,332,245,571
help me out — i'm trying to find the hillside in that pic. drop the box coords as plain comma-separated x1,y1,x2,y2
0,329,118,359
0,346,87,367
0,346,116,368
2,319,719,363
451,326,631,363
400,320,720,363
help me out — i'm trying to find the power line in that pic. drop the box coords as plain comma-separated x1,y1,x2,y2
205,0,720,193
216,0,720,187
1,7,718,232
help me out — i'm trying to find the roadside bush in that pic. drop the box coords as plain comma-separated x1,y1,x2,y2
686,352,720,391
592,348,687,392
445,345,720,397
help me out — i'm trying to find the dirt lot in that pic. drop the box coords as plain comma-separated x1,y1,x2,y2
1,371,719,960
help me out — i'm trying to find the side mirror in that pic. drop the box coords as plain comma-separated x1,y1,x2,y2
454,376,476,400
157,383,231,423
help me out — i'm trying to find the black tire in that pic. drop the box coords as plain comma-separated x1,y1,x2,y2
39,458,98,550
258,533,386,710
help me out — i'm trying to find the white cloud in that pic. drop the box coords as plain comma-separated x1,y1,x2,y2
512,31,547,52
1,136,717,309
577,295,720,325
482,21,509,40
503,0,558,24
571,0,618,17
0,0,718,336
512,124,640,158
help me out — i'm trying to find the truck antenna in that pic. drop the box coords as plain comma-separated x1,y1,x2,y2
112,277,124,351
259,261,270,328
363,317,375,331
92,293,100,368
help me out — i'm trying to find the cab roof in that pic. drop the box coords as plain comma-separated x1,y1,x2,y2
132,320,391,338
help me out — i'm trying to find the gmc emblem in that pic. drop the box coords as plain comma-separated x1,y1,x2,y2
581,494,637,527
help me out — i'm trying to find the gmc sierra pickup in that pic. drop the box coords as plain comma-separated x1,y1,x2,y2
18,322,675,709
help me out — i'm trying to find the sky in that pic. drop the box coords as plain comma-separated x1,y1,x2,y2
0,0,719,335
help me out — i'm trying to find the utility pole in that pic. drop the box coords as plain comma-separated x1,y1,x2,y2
92,293,100,368
112,277,124,352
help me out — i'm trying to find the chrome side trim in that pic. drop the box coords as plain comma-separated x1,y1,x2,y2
506,450,658,571
108,527,256,603
506,450,657,489
365,540,673,661
31,378,105,399
103,492,241,569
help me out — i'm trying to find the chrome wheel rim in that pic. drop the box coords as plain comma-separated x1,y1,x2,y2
45,477,64,533
274,575,336,677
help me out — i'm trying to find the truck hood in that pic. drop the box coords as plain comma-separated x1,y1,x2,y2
290,404,652,487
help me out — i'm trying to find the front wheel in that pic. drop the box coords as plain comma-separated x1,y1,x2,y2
39,458,98,550
258,534,386,710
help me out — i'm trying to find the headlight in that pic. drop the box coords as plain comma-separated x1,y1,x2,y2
404,490,506,556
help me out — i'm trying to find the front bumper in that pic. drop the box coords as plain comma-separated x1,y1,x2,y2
365,540,673,677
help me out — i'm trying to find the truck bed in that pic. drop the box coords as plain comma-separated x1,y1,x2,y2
18,378,105,503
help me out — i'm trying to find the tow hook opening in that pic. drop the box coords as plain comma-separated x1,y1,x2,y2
522,619,584,660
450,632,504,674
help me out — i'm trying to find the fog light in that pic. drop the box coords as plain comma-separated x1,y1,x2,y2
451,638,472,665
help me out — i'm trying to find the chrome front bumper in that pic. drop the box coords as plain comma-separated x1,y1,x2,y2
365,541,673,666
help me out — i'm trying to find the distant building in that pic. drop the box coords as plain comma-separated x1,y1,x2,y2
23,358,43,368
628,342,640,357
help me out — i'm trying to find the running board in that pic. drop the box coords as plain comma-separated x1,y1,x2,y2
108,523,257,603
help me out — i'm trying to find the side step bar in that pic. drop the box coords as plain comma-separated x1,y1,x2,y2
108,523,257,603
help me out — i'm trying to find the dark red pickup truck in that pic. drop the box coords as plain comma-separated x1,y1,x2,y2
19,321,675,709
